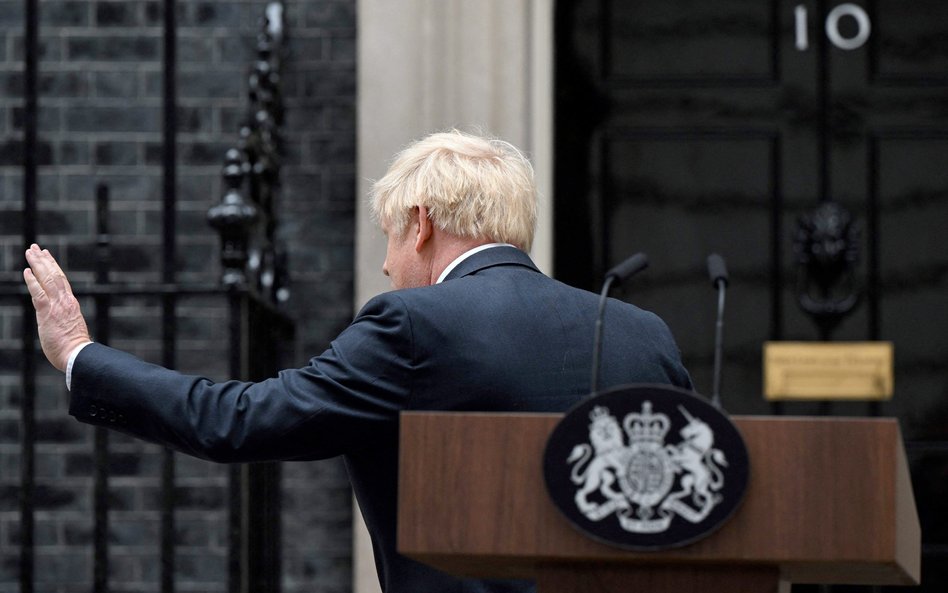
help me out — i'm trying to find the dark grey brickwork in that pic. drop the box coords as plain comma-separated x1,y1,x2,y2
0,1,356,592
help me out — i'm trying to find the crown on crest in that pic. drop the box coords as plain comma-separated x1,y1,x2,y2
623,400,670,442
588,405,616,427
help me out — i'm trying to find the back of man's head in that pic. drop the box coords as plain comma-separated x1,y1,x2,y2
370,130,538,251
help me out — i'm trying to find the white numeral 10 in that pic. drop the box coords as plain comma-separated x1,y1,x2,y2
795,3,871,51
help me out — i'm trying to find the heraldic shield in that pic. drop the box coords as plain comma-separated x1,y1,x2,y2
543,385,750,550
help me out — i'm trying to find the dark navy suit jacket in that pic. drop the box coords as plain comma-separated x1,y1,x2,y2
69,246,692,593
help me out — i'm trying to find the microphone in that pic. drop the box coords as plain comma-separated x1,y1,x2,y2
708,253,728,289
606,252,649,284
591,253,649,394
707,254,728,409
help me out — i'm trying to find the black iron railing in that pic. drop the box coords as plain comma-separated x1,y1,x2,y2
2,2,292,593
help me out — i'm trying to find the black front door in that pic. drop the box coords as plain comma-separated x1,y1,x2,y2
555,1,948,589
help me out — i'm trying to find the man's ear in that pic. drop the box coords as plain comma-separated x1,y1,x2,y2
414,205,433,252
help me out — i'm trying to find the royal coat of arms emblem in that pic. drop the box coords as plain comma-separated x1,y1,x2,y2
568,401,728,533
544,385,749,550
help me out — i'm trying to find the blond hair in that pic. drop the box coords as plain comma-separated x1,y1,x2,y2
370,130,538,251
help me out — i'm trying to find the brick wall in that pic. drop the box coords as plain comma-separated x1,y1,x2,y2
0,1,356,592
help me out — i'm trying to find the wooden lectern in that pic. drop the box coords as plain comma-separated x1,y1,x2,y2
398,413,921,593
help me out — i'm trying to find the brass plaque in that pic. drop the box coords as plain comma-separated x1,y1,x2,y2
764,342,894,401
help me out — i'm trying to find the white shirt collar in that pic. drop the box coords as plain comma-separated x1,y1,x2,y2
436,243,513,284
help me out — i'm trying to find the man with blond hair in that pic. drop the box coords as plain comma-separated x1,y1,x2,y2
24,130,691,593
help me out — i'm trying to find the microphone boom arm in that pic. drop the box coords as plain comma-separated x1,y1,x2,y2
711,277,725,409
590,253,648,394
590,275,616,395
707,253,729,409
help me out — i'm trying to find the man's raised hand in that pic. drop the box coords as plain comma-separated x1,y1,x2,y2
23,244,92,372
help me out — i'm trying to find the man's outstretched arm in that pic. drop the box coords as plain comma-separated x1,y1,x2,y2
23,243,93,372
22,243,415,462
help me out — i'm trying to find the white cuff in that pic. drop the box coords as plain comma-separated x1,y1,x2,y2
65,342,93,391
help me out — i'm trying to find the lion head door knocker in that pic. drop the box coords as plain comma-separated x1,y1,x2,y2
793,201,861,338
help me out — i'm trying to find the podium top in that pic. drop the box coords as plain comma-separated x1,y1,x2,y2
398,413,920,586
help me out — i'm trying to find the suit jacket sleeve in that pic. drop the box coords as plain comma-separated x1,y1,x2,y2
69,293,416,463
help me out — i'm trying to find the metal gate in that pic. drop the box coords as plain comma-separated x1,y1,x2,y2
1,2,292,592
